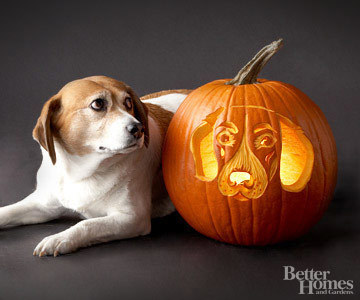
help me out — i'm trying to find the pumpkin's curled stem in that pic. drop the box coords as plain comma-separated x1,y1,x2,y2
226,39,283,86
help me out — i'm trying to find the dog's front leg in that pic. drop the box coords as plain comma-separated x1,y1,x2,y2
0,191,65,228
33,212,151,257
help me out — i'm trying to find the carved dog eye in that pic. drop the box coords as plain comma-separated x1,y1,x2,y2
217,131,235,146
90,99,106,111
124,97,132,110
254,133,277,149
216,121,238,147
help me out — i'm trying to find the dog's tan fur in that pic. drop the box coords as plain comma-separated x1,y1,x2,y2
141,89,192,137
141,89,191,100
33,76,149,162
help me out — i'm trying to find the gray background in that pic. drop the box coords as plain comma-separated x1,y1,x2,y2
0,0,359,299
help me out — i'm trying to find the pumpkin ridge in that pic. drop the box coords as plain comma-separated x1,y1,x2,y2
265,83,313,240
269,83,321,237
282,85,326,235
233,87,251,244
253,83,283,244
262,83,301,241
197,85,231,241
223,84,241,244
255,84,285,243
243,84,256,245
165,112,199,233
306,111,336,221
198,84,236,241
180,85,224,239
249,85,258,244
205,85,237,242
271,82,328,231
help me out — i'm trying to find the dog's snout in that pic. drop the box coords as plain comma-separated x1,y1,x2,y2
126,122,144,139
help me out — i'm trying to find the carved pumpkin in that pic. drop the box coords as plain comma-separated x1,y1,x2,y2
162,40,337,245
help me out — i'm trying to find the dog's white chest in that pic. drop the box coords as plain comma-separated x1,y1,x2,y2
37,154,124,218
58,178,106,217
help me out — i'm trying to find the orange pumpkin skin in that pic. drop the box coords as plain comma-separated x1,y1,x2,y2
162,78,337,245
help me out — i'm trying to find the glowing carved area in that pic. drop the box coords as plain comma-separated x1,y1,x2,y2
218,133,268,199
220,148,225,158
216,121,238,147
190,107,224,181
279,120,314,192
229,172,251,185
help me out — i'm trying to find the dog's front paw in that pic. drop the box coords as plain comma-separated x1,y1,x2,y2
33,232,78,257
0,209,9,229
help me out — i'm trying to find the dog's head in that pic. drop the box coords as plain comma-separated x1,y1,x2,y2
33,76,149,165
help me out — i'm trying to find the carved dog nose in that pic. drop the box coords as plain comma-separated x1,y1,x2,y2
126,122,144,139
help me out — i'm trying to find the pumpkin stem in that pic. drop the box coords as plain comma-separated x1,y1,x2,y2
226,39,283,86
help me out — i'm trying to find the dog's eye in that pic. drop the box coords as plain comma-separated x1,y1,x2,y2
124,97,132,110
90,99,106,111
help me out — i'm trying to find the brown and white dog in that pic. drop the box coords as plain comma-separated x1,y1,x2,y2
0,76,191,256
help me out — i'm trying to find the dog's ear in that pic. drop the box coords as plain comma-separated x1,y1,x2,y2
128,89,149,147
33,95,61,165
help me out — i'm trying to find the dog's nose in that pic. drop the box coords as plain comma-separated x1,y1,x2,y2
126,122,144,139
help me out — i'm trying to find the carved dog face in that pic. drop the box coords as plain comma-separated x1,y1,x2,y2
216,117,278,200
190,106,314,200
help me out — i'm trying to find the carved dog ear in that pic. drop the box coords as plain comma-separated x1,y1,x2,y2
32,95,61,165
128,88,149,147
190,107,224,182
279,118,314,192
